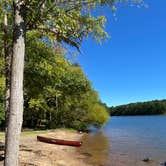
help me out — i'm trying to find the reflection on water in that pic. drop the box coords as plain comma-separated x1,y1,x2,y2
80,116,166,166
80,131,110,166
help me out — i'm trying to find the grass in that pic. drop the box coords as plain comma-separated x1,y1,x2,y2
0,130,48,140
0,128,77,140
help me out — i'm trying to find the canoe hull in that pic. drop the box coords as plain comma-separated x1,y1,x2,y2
37,136,82,147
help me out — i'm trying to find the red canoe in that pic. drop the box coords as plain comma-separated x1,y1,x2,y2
37,136,82,147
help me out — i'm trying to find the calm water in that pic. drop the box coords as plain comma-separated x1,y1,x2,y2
80,116,166,166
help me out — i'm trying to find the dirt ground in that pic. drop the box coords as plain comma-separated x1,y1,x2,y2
0,130,92,166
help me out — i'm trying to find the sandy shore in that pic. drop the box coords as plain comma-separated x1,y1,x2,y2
0,129,92,166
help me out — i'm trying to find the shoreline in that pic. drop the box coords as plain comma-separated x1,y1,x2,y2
0,129,92,166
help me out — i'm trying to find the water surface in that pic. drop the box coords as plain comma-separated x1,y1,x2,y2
80,116,166,166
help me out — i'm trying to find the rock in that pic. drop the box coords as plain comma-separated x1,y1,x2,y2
161,162,166,166
142,157,151,162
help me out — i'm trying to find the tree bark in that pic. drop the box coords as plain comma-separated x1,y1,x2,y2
4,1,26,166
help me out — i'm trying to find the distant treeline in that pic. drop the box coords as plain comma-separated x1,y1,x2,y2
110,100,166,116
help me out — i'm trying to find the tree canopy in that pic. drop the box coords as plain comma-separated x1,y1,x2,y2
0,34,109,130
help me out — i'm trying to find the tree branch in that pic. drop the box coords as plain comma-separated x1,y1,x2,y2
36,27,81,52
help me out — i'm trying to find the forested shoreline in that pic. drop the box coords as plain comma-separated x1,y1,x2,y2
0,35,109,131
110,100,166,116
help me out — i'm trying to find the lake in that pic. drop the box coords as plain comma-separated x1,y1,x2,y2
80,116,166,166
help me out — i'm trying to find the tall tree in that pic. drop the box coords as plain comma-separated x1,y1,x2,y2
5,0,25,165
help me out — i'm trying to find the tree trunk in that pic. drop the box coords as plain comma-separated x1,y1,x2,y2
4,1,26,166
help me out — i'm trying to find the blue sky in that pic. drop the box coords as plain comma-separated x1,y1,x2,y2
77,0,166,107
